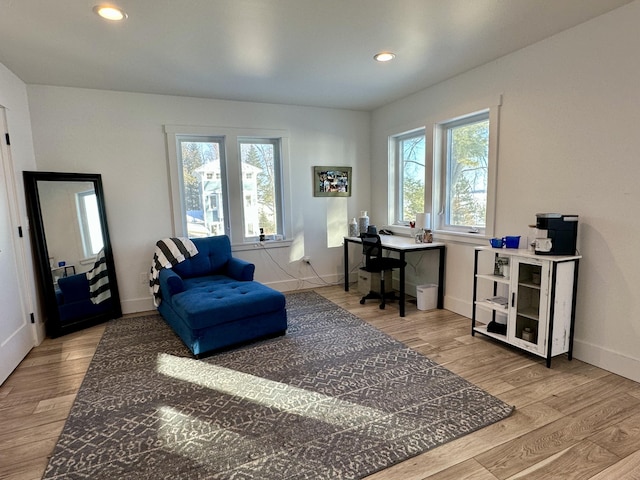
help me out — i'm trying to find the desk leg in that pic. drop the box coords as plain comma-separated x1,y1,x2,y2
344,241,349,291
437,246,445,309
399,251,406,317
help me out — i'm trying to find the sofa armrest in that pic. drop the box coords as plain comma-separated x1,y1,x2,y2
159,268,185,297
227,257,255,281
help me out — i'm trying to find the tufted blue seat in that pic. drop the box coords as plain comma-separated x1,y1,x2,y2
156,236,287,356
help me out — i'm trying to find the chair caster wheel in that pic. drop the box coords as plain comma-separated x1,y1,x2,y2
379,304,385,309
360,298,365,304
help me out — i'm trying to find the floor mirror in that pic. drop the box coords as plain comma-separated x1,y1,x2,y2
23,171,122,337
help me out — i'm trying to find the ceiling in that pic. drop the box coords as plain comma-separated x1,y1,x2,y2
0,0,632,111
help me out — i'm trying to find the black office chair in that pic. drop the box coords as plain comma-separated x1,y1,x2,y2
359,233,406,309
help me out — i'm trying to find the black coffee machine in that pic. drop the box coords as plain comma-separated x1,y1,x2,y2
535,213,578,255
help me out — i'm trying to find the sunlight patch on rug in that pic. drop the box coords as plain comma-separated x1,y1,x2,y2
157,354,392,429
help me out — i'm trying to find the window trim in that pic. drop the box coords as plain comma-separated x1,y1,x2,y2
238,137,284,243
165,125,292,246
431,96,501,239
436,110,490,234
391,128,427,226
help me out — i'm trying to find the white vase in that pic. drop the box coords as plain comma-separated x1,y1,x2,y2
348,217,358,237
358,211,369,235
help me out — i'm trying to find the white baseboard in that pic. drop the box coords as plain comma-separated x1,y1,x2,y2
121,297,155,315
573,339,640,383
261,274,343,292
443,296,472,318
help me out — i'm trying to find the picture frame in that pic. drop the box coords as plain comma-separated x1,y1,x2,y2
313,166,352,197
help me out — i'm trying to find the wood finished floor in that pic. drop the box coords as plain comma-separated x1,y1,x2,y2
1,285,640,479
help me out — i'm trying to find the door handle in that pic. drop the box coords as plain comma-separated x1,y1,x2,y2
511,292,515,308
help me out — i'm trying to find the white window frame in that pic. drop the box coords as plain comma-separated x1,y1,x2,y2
238,137,285,243
432,98,500,238
165,125,292,248
391,128,427,226
437,111,490,234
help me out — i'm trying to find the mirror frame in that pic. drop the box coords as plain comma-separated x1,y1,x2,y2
23,171,122,337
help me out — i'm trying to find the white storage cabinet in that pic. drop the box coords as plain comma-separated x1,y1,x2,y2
472,246,581,367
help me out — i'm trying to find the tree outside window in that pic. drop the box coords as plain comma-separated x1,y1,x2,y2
395,131,426,224
446,115,489,229
240,140,281,239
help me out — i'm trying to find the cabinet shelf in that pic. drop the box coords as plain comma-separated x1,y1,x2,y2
518,280,541,290
473,324,507,342
476,273,510,285
475,300,508,313
516,307,540,321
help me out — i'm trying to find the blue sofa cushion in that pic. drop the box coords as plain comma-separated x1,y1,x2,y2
173,236,232,278
56,272,112,323
171,276,286,330
58,273,91,303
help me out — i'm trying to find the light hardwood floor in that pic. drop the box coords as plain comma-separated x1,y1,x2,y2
1,285,640,479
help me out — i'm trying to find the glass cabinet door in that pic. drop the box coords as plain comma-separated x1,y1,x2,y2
509,258,549,355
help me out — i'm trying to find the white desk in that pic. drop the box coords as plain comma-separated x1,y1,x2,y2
343,235,446,317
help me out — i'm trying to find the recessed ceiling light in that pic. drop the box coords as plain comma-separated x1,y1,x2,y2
374,52,396,62
93,5,128,21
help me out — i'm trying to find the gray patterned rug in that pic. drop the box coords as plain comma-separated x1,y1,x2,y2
42,291,513,480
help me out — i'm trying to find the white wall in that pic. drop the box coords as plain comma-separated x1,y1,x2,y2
26,87,371,313
371,1,640,381
0,62,42,342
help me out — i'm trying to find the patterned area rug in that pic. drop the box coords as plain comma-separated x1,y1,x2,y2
43,291,513,480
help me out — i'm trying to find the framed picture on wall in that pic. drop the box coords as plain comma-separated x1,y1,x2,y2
313,166,352,197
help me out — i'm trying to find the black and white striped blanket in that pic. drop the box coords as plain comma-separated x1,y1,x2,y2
149,237,198,306
87,248,111,305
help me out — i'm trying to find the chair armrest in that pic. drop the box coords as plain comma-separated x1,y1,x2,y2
227,257,255,281
159,268,185,297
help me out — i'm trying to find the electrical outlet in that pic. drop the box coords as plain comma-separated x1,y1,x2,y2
302,256,311,264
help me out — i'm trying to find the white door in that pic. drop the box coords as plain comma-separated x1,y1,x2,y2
0,107,34,385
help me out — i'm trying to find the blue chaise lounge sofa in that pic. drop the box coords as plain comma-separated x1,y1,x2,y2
156,235,287,356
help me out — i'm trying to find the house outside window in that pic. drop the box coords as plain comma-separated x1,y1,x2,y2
165,126,291,245
177,136,226,238
239,138,282,241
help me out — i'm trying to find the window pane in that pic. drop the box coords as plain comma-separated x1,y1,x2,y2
240,140,279,239
179,139,225,237
446,117,489,228
399,134,425,223
77,191,104,256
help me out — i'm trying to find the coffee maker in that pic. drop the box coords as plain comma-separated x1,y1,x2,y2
534,213,578,255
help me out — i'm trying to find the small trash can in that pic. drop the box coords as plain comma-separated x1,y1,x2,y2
416,284,438,311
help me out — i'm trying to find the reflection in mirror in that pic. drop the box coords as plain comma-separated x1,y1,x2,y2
23,172,121,338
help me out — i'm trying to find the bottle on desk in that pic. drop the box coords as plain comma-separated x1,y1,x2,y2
348,217,358,237
358,211,369,235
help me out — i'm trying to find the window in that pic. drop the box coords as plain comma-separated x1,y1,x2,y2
176,136,227,238
388,96,500,238
441,112,489,232
393,129,426,225
76,190,104,256
166,126,290,244
239,138,283,241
